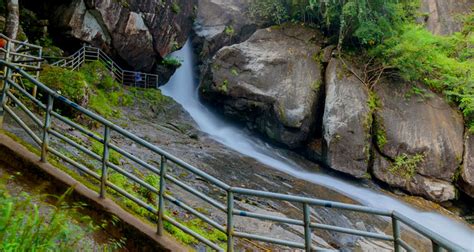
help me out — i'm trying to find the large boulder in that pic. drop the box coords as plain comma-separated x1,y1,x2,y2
200,24,324,148
459,134,474,198
420,0,474,35
51,0,195,72
194,0,259,60
322,58,371,178
372,79,464,202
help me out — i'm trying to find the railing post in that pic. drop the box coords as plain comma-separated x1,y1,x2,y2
303,203,312,252
40,94,54,162
392,216,401,252
99,125,111,198
0,67,12,129
157,155,167,235
432,241,442,252
227,189,234,252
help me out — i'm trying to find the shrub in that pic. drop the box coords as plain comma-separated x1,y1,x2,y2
372,18,474,131
40,65,89,105
162,56,182,67
389,153,425,179
249,0,419,47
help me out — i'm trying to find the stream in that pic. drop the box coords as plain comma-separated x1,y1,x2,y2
160,40,474,250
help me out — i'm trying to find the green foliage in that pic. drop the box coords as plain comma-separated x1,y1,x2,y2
0,186,122,251
250,0,419,47
224,25,236,36
372,15,474,131
40,62,136,119
40,65,89,104
219,79,229,93
162,56,182,67
171,2,181,13
79,61,120,91
128,87,171,107
249,0,289,25
389,153,425,179
230,68,239,76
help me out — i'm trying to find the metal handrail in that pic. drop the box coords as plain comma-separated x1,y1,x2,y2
0,61,467,252
51,45,159,88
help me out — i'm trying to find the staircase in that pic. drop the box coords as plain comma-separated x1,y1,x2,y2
52,46,159,89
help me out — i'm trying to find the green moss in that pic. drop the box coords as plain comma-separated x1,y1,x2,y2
40,65,89,104
230,68,239,77
218,79,229,93
452,165,463,182
90,137,122,166
389,153,425,179
162,56,182,67
224,26,235,36
311,80,322,92
171,2,181,13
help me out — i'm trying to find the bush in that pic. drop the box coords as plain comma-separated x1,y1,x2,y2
40,65,89,106
162,56,182,67
372,15,474,131
249,0,418,47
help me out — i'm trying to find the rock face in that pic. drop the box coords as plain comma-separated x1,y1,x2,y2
460,134,474,198
194,0,259,59
52,0,195,72
372,80,464,202
322,58,371,178
200,24,324,148
420,0,474,35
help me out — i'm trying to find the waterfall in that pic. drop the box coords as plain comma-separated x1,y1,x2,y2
160,40,474,249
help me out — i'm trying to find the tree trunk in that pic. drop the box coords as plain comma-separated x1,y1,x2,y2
5,0,19,40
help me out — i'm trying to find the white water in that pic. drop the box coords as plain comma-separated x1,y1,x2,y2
160,40,474,250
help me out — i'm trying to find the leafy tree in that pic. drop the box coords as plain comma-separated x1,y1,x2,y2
250,0,418,48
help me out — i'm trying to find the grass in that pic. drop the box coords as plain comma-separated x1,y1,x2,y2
389,153,425,179
90,137,123,166
0,181,125,251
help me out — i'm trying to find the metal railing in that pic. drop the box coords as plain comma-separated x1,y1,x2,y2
52,46,159,88
0,33,43,97
0,61,467,252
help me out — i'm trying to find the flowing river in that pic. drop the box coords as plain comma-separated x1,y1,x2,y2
160,40,474,249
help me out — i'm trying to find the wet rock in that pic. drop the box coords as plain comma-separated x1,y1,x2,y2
193,0,259,61
322,58,371,178
200,24,324,148
459,134,474,198
420,0,474,35
373,80,464,202
373,156,456,202
52,0,195,72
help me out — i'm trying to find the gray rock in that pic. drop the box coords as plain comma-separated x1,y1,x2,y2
420,0,474,35
200,24,324,148
53,0,195,72
459,134,474,198
373,155,456,202
373,79,464,202
193,0,258,60
322,58,371,178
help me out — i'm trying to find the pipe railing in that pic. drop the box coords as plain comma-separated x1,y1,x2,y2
52,46,159,88
0,61,467,252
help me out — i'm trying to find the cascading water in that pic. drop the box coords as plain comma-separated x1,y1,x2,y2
160,40,474,249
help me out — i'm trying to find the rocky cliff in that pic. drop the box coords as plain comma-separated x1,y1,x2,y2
23,0,196,75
